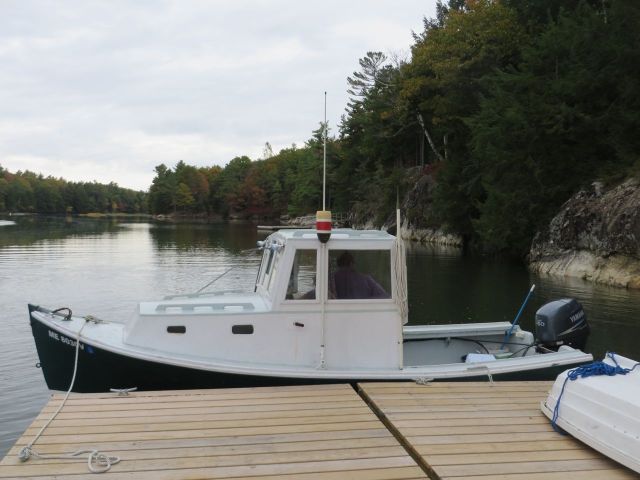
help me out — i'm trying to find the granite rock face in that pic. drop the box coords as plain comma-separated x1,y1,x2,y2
399,168,463,247
529,179,640,288
400,221,464,247
347,168,464,247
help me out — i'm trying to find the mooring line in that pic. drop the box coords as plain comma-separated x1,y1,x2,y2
18,315,120,473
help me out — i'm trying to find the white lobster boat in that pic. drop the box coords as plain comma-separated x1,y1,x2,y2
541,353,640,473
29,227,593,392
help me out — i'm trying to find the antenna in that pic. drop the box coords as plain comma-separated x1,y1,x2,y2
316,93,331,244
323,91,327,210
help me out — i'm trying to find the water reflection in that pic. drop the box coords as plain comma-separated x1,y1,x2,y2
0,215,124,248
407,243,530,325
149,221,259,253
407,242,640,360
531,274,640,359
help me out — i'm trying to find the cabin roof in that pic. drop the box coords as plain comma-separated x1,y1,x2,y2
273,228,396,241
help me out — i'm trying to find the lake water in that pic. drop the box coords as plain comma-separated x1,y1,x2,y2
2,216,640,457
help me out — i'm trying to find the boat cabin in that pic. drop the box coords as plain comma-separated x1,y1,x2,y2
256,229,400,305
126,228,405,371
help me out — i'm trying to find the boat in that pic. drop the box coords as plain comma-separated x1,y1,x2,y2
541,353,640,473
28,225,594,393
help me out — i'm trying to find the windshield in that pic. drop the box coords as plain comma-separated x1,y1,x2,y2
256,244,282,295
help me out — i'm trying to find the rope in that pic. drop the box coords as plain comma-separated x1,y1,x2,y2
394,236,408,324
19,449,120,474
18,316,121,473
550,352,639,433
415,377,434,385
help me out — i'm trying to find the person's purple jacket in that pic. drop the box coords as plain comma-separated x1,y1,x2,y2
332,267,389,299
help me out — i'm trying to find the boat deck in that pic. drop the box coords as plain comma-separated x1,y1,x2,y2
1,381,637,479
0,384,426,479
359,381,638,480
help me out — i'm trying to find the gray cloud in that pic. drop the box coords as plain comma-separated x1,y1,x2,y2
0,0,435,190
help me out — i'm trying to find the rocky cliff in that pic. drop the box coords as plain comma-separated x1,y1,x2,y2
399,168,463,246
529,179,640,288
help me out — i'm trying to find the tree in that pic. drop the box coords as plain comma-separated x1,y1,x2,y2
468,1,640,254
148,164,176,214
346,52,389,104
400,0,526,238
34,182,64,213
175,182,195,211
6,176,34,212
262,142,274,159
209,156,251,215
0,178,8,211
340,49,415,221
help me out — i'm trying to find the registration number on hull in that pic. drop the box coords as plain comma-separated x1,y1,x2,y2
48,329,85,350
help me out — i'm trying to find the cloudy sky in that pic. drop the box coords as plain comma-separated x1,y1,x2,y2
0,1,436,191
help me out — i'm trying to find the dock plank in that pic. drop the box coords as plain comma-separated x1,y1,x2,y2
1,383,428,479
49,383,351,399
359,381,638,480
21,465,426,480
0,445,411,476
4,436,399,464
0,457,421,479
457,471,638,480
29,405,372,426
24,413,378,435
14,420,386,445
8,428,394,455
37,399,367,417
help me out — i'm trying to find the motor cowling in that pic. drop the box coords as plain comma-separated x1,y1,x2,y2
535,298,590,351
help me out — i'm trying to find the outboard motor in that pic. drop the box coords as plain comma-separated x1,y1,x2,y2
535,298,590,351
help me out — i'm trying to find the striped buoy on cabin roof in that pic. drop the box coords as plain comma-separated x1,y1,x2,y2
316,210,331,243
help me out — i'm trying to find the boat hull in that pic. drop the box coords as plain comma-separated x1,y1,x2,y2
30,314,336,392
31,308,585,393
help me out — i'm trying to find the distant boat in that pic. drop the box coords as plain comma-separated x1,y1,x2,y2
28,226,593,393
541,353,640,473
0,220,16,226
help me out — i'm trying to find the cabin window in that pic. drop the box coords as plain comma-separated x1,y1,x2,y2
266,248,281,292
328,250,391,300
258,249,272,286
258,245,282,288
285,249,317,300
265,250,275,276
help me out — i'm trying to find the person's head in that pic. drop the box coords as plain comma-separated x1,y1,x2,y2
337,251,354,268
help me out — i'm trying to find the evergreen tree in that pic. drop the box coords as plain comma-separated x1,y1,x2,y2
148,164,176,214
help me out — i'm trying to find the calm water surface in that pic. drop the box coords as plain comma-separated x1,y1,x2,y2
1,216,640,457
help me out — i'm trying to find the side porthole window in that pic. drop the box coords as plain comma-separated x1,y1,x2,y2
286,249,317,300
328,250,391,300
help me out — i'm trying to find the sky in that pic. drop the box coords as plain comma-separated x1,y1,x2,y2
0,1,436,191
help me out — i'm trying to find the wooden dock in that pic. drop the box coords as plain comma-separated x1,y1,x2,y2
0,384,427,480
359,381,638,480
2,381,638,479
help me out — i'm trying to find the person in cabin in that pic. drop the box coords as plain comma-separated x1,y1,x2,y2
300,276,317,299
331,251,389,299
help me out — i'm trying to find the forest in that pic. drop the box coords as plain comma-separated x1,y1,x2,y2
0,166,147,214
3,0,639,257
147,0,640,255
